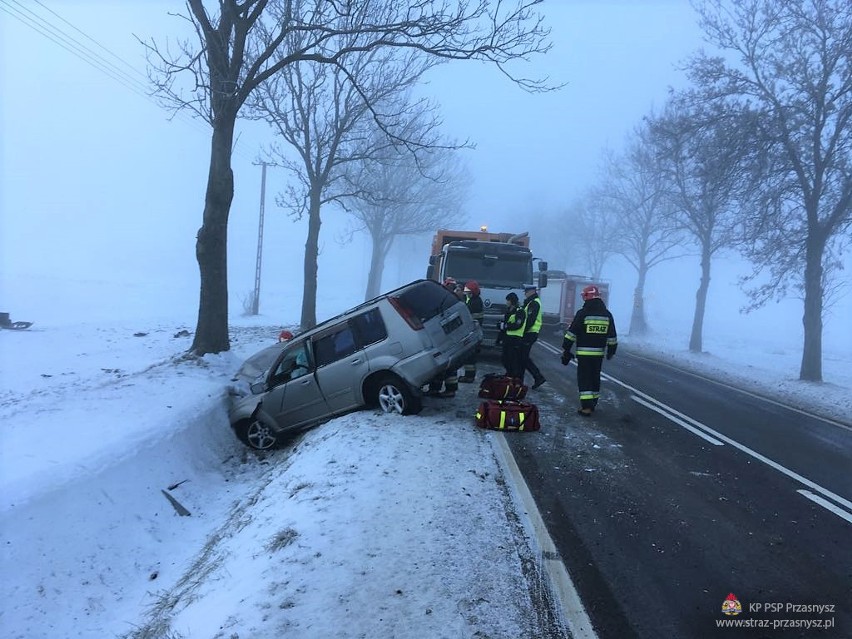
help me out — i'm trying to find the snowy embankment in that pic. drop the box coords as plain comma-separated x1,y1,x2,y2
0,321,559,639
1,322,267,638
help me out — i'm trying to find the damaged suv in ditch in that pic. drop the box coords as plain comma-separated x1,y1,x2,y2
229,279,482,449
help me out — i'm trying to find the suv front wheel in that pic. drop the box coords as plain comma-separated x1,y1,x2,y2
375,375,422,416
234,417,279,450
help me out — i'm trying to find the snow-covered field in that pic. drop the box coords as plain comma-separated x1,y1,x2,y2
1,293,849,639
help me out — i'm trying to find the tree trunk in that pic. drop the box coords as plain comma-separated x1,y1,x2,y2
629,266,649,336
689,246,712,353
364,234,390,301
799,237,824,381
190,118,236,355
300,189,322,330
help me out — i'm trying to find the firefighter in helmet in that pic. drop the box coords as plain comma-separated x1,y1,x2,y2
561,284,618,416
443,277,464,301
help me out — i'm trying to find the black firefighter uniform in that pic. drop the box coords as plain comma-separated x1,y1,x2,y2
562,297,618,411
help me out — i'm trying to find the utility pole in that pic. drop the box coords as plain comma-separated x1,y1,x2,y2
251,162,268,315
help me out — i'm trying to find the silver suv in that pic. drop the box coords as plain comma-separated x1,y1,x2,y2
229,279,482,449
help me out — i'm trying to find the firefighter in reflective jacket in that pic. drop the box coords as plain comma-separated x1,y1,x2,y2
459,280,484,382
561,285,618,416
500,292,526,379
521,284,547,389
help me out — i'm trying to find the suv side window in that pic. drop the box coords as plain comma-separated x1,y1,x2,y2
351,308,387,347
313,323,358,367
269,342,312,387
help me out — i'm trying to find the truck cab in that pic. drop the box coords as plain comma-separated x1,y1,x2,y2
427,236,547,347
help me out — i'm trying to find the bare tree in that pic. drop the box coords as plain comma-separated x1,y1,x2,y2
144,0,552,354
571,194,617,281
342,131,470,300
598,127,684,337
249,40,439,329
648,101,751,352
687,0,852,381
534,196,615,280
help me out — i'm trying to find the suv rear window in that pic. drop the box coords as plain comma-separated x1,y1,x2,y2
395,281,459,322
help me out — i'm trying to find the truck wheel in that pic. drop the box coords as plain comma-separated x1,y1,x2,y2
234,417,279,450
376,375,422,416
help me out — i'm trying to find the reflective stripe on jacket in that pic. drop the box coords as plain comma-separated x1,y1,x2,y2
563,298,617,357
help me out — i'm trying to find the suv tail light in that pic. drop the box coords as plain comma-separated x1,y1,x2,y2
389,296,424,330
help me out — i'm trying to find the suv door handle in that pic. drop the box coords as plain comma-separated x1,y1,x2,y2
350,358,362,365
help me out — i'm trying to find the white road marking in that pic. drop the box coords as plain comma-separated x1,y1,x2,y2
631,395,724,446
535,340,852,516
797,489,852,524
609,375,852,513
624,351,852,431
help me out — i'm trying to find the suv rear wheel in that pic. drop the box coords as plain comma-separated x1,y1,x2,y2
376,375,422,415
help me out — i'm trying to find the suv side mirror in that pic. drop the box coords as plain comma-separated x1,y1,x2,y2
250,380,267,394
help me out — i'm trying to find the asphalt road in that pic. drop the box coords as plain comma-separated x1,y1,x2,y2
489,336,851,639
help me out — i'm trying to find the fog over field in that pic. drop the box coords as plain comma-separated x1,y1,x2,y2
2,1,850,361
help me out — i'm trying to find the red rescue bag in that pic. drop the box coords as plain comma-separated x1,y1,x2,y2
475,399,540,432
477,373,528,400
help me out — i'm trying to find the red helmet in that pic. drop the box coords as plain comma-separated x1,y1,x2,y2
581,285,601,301
463,280,480,296
278,329,294,342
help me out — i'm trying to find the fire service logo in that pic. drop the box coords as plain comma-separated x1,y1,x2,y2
722,593,743,616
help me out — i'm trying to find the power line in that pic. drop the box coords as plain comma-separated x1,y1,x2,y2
11,0,216,141
0,0,257,163
1,0,151,99
33,0,149,82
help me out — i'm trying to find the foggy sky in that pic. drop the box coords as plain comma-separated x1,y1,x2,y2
1,1,849,350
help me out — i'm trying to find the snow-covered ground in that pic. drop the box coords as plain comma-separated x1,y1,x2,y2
0,287,849,639
0,312,564,639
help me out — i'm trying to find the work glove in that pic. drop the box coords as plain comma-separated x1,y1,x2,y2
561,351,574,365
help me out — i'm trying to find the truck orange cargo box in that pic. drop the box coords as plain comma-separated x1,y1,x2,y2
431,229,530,256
